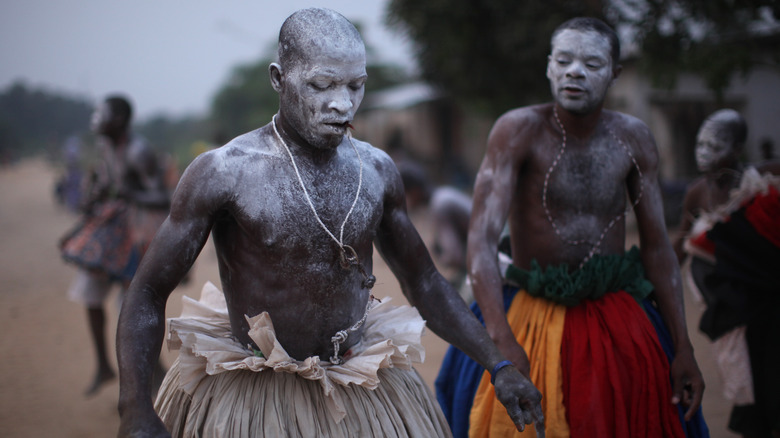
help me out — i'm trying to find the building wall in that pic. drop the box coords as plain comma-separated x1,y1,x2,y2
609,63,780,181
354,98,493,190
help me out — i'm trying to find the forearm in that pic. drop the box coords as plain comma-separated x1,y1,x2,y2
643,244,692,353
469,246,515,346
116,285,168,414
411,270,507,371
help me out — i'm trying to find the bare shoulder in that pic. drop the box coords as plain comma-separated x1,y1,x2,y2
605,110,653,142
350,137,406,203
353,137,393,164
604,110,658,168
178,128,273,193
352,137,399,179
490,104,549,145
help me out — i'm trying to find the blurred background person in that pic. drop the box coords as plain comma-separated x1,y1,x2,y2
673,109,780,438
399,161,473,298
59,95,170,396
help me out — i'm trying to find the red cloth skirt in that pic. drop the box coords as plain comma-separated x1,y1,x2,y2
561,292,685,438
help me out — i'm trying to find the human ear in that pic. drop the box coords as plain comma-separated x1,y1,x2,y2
546,56,553,80
269,63,283,92
609,64,623,86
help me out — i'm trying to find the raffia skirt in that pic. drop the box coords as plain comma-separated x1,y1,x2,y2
155,282,451,438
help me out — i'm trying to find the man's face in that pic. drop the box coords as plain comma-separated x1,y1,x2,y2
547,29,616,114
695,120,736,172
280,42,367,150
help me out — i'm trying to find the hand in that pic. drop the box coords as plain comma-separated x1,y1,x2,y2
669,348,705,421
493,365,544,435
117,406,171,438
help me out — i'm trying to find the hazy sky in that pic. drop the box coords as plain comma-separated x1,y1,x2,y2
0,0,415,119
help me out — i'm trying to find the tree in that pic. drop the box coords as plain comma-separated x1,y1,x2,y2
0,81,94,161
386,0,779,115
386,0,604,116
209,57,278,140
609,0,780,98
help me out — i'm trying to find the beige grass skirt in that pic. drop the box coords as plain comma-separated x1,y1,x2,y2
155,282,451,438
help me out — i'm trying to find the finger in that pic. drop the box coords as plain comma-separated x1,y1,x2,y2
523,408,535,426
683,383,693,405
532,403,545,424
670,376,685,405
535,421,546,438
684,380,704,421
506,403,526,432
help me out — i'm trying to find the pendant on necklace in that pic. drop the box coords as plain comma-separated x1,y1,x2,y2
339,245,359,269
338,245,376,289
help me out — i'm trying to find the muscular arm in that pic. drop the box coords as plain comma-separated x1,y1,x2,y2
628,121,704,419
116,156,221,437
467,113,530,374
373,155,542,431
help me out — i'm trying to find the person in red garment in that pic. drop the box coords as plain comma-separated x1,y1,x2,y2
673,109,780,438
461,17,707,437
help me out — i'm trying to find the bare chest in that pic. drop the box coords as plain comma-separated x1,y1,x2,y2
540,133,634,215
225,159,384,257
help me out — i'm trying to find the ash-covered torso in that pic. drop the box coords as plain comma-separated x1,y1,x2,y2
509,106,638,269
184,126,391,360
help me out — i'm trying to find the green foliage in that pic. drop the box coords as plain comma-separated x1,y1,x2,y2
0,81,93,161
387,0,779,115
386,0,605,116
137,114,214,170
209,57,279,140
612,0,779,99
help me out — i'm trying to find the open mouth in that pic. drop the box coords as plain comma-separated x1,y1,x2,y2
324,121,353,131
563,85,585,94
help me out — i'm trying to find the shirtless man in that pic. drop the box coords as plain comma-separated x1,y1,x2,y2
673,109,780,438
116,8,541,437
60,95,169,396
458,17,706,437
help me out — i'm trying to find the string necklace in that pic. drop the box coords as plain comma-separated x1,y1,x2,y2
271,114,376,289
543,106,644,269
271,115,376,365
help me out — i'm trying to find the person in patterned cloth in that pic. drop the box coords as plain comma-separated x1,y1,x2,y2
116,8,542,438
60,95,170,396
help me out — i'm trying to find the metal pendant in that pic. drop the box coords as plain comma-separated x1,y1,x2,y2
362,274,376,289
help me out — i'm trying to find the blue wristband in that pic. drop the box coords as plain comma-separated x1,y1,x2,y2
490,360,513,385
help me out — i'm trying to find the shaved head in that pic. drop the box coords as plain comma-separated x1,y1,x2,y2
278,8,364,71
704,109,747,148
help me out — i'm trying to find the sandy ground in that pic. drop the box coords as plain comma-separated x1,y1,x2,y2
0,158,737,437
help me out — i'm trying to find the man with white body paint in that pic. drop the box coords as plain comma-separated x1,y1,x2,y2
673,109,780,438
440,17,709,437
116,8,542,437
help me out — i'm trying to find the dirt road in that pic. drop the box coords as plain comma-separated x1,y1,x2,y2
0,159,736,437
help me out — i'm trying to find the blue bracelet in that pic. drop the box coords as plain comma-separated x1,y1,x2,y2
490,360,513,385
